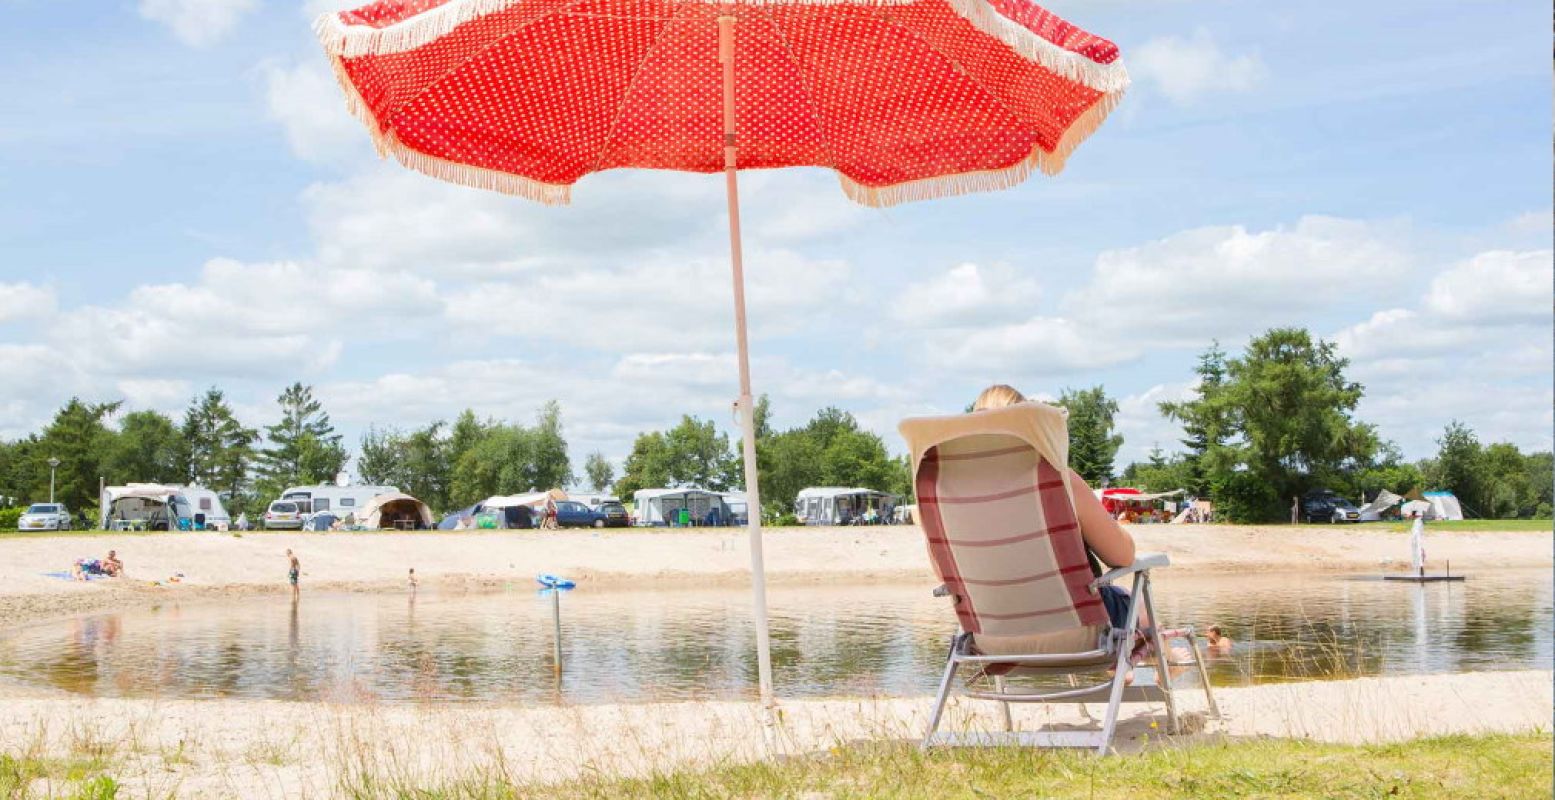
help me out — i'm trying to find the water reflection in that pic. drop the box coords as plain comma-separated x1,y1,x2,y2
0,571,1547,705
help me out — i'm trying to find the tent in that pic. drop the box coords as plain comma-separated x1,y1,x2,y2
305,512,339,531
1358,490,1404,522
354,493,435,530
436,490,562,530
633,488,732,526
1421,491,1465,521
794,487,897,525
100,483,231,531
1097,488,1184,515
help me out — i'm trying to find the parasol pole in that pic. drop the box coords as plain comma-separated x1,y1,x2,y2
719,14,775,710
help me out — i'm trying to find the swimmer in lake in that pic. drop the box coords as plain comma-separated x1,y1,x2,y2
1206,625,1234,654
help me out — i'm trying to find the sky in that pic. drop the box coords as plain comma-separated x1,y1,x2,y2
0,0,1550,477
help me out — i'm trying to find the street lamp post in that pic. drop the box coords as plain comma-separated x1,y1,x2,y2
47,458,60,503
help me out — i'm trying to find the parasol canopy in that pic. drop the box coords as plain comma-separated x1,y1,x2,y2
315,0,1127,207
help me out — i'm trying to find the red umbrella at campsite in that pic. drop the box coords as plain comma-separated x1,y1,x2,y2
315,0,1128,706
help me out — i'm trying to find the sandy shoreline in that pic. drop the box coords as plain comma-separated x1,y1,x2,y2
0,671,1547,797
0,524,1548,626
0,526,1548,797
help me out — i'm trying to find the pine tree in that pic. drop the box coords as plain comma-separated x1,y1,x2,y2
179,388,257,511
255,383,346,497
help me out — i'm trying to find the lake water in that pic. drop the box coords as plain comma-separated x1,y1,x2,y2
0,570,1548,705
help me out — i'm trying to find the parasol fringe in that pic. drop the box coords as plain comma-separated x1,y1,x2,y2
313,0,1127,94
837,88,1122,208
392,148,573,204
314,0,526,59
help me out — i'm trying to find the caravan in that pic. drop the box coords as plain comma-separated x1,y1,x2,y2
266,483,399,528
100,484,231,531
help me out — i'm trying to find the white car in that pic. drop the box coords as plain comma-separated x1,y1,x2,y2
18,503,71,531
262,500,305,530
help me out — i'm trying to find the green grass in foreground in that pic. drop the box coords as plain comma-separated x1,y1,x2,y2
1351,519,1552,534
337,733,1553,800
0,754,119,800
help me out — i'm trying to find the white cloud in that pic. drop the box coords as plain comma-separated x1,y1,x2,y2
893,216,1413,380
445,249,852,351
0,282,56,322
51,258,437,380
891,262,1042,327
1333,248,1554,456
138,0,260,48
1423,250,1551,323
1133,29,1267,105
1113,382,1193,463
263,60,367,165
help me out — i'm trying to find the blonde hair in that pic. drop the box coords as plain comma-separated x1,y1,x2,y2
972,384,1026,411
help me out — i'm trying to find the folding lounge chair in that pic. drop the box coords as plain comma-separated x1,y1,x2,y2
899,403,1218,754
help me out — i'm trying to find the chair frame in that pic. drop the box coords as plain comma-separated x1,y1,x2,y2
922,553,1220,755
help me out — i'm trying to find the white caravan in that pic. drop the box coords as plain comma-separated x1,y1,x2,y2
100,484,231,531
277,484,400,518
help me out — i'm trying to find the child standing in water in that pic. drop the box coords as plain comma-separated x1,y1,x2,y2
286,549,301,596
407,567,418,593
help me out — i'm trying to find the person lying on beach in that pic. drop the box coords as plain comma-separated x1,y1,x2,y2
102,550,123,578
1206,625,1234,654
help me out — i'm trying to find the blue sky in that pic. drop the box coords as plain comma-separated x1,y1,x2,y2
0,0,1549,474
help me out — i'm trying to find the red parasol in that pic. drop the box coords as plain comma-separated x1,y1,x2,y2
316,0,1127,706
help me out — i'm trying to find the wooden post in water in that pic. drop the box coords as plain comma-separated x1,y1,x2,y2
551,588,563,677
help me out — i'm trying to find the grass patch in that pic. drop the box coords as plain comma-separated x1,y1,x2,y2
337,732,1552,800
1350,520,1552,534
0,754,119,800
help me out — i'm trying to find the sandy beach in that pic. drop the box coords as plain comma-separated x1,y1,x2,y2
0,671,1548,798
0,524,1547,625
1,525,1548,797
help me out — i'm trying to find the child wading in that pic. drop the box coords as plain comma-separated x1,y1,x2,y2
286,549,301,596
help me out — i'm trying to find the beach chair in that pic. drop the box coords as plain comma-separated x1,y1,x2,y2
899,403,1218,754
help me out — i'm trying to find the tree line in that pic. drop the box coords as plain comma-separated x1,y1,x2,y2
611,399,912,522
1110,328,1552,521
2,326,1547,524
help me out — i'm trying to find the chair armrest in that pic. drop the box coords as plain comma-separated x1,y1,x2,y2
1089,551,1170,590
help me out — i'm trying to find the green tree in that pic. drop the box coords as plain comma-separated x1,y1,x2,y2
1425,421,1483,516
615,431,673,499
1056,386,1123,485
356,426,401,488
1160,342,1230,495
527,400,573,491
584,452,614,492
31,398,121,509
255,383,347,498
664,416,738,489
180,388,258,512
1158,329,1376,521
106,410,183,484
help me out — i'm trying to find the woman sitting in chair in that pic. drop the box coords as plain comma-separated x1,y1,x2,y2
971,384,1158,654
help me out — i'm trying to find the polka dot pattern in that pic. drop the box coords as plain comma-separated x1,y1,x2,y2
324,0,1126,205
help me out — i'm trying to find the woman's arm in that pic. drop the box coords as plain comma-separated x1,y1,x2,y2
1068,468,1136,568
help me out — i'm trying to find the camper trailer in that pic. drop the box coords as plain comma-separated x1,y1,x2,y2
275,484,399,519
795,487,897,525
100,484,231,531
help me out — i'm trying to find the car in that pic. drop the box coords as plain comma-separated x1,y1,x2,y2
591,501,629,528
17,503,71,531
262,500,306,530
552,500,606,529
1302,490,1361,524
